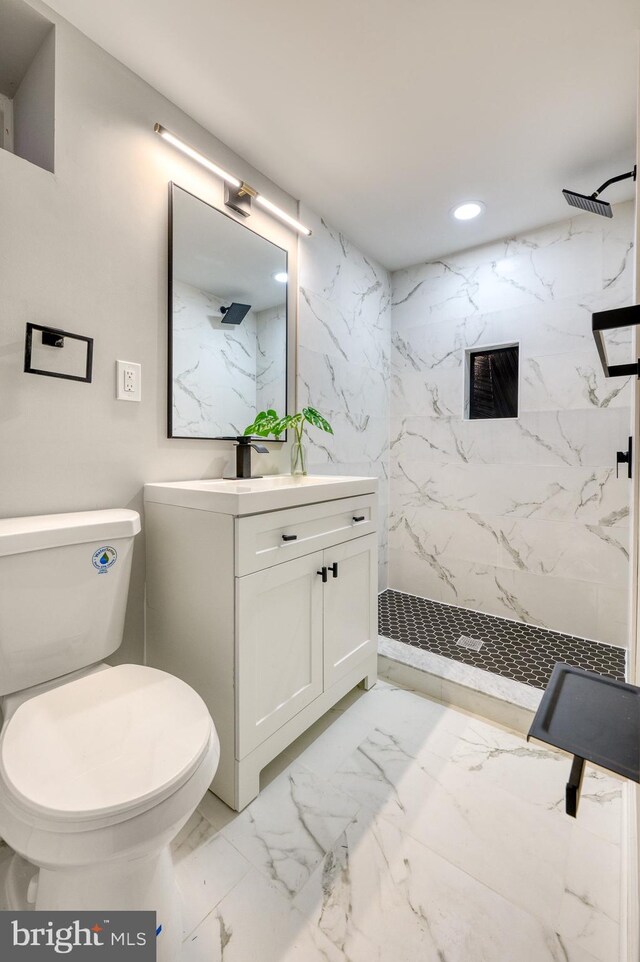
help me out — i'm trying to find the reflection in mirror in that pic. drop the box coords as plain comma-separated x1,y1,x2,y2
169,184,287,439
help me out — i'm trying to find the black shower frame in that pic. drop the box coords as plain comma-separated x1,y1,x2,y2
592,304,640,378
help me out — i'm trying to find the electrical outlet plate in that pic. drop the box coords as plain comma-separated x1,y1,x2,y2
116,360,141,401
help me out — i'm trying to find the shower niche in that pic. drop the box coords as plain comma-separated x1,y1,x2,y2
464,343,519,420
0,0,55,173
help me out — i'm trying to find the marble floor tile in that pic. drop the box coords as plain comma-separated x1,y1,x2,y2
181,868,341,962
555,887,620,962
220,763,360,900
284,703,377,780
174,833,251,939
172,809,220,866
550,768,623,848
563,827,621,923
295,809,580,962
420,712,624,821
329,728,573,922
174,682,622,962
342,672,464,734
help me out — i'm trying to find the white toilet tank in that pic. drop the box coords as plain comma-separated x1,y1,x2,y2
0,509,141,696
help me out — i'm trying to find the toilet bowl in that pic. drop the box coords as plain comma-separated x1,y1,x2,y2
0,664,219,960
0,510,220,961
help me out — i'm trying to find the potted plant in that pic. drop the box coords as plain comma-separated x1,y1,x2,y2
244,407,333,476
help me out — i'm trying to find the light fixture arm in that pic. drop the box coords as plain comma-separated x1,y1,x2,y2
225,181,257,217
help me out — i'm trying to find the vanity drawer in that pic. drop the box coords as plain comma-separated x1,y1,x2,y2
235,494,376,575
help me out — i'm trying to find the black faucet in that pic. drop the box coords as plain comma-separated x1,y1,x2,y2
235,436,268,479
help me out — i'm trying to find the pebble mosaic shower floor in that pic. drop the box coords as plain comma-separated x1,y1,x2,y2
378,589,626,690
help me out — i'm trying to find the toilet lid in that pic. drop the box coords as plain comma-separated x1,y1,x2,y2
0,665,214,822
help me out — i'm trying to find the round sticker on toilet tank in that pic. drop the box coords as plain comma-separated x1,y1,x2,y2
92,545,118,573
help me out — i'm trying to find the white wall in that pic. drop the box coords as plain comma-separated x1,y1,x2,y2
0,1,301,665
389,204,635,645
297,207,392,590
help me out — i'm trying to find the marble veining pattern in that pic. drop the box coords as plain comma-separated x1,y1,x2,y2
255,303,286,414
298,206,392,589
176,680,622,962
389,203,634,644
172,280,286,438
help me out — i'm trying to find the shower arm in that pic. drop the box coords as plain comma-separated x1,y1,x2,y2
591,165,636,200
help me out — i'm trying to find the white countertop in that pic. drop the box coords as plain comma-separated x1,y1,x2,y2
144,475,377,515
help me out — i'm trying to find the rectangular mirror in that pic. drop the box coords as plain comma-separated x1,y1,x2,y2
169,183,288,439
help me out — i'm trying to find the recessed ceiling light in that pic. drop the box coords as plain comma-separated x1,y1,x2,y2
452,202,484,221
273,272,288,283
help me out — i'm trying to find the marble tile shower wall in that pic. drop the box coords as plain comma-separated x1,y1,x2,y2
172,280,257,437
297,206,392,590
389,202,635,646
255,304,286,416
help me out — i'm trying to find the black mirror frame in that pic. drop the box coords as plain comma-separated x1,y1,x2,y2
167,182,289,442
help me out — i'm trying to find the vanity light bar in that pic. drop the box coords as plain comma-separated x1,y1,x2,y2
254,194,311,235
154,123,312,236
154,124,240,188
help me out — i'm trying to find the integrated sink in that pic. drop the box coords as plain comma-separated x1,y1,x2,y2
144,475,377,515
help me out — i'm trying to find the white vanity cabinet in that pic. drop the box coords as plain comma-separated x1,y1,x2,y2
144,476,378,811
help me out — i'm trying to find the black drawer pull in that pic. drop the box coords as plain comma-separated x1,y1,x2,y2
352,515,365,523
328,562,339,579
282,534,298,542
317,566,328,583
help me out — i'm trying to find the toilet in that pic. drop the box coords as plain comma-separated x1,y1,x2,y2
0,508,219,960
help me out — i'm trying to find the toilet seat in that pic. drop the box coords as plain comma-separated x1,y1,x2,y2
0,665,214,825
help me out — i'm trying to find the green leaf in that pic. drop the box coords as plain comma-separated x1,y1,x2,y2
268,418,288,438
268,414,293,437
245,408,334,441
243,409,283,437
302,407,333,434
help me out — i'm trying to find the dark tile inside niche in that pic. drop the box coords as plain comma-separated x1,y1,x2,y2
378,589,626,691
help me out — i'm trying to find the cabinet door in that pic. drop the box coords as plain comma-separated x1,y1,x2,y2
323,534,377,689
236,550,324,757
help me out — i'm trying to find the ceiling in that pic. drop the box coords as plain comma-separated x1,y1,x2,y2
46,0,639,269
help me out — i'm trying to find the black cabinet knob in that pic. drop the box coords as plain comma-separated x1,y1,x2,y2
282,534,298,542
352,515,365,523
328,562,339,579
317,566,328,583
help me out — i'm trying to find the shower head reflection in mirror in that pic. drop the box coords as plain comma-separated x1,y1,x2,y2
168,184,288,439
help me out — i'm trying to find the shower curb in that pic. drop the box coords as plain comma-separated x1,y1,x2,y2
377,635,543,736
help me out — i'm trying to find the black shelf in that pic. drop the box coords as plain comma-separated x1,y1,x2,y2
528,662,639,817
